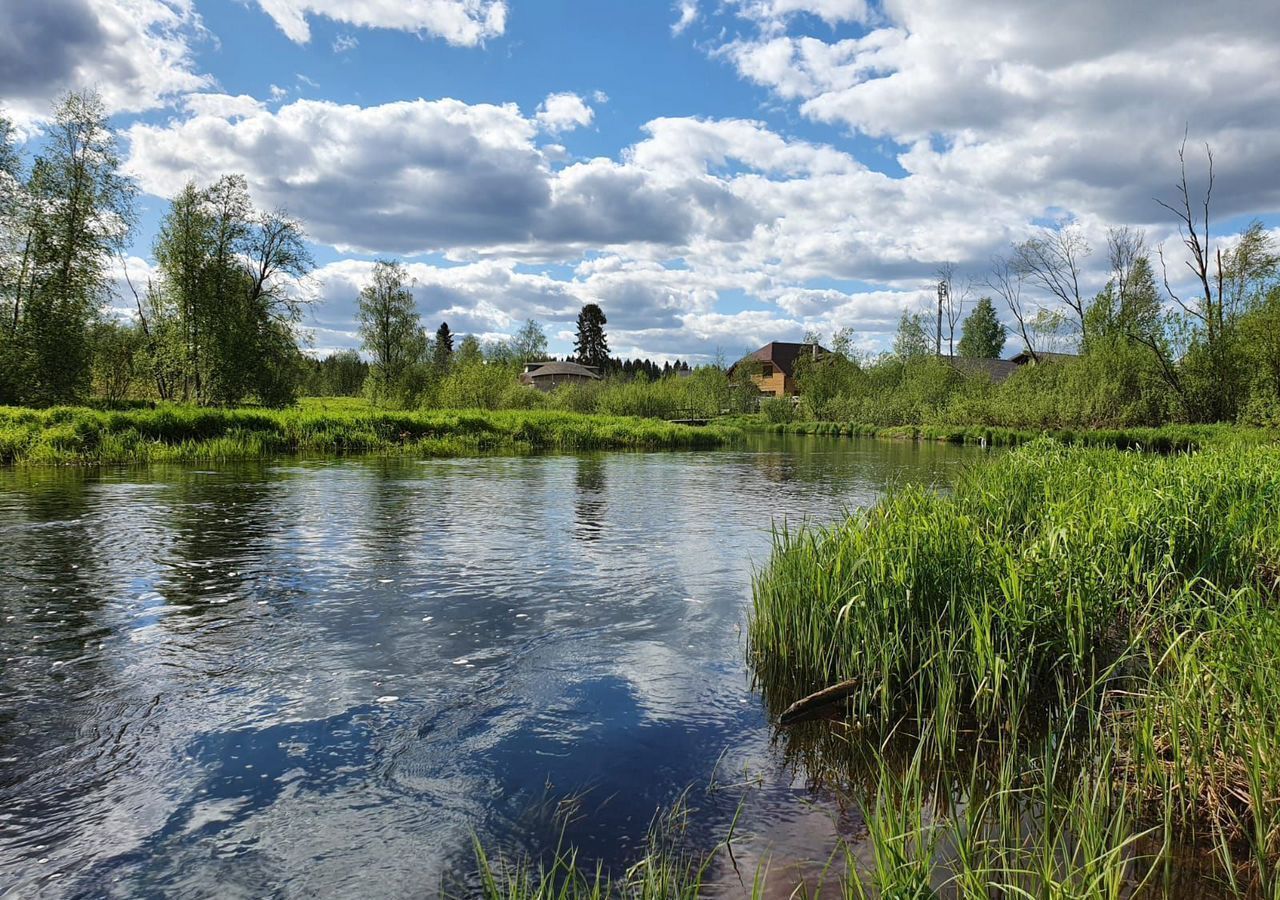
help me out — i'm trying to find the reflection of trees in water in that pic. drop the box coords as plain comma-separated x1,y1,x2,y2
573,456,607,542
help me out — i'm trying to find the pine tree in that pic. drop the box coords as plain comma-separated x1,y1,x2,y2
573,303,610,370
957,297,1007,358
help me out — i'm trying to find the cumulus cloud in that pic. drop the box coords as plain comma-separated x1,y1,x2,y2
0,0,210,128
124,99,793,258
534,92,594,134
720,0,1280,224
252,0,506,45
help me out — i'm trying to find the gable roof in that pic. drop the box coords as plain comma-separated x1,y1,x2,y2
733,342,830,378
522,361,601,380
943,355,1021,384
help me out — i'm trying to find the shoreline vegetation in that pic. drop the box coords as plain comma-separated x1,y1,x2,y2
472,439,1280,897
722,415,1274,452
0,402,736,466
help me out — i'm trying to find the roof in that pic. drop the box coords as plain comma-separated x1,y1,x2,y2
522,361,601,380
732,342,830,378
943,355,1021,384
1009,350,1077,365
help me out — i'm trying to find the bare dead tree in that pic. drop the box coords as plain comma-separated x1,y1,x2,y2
986,254,1037,362
935,261,969,357
1013,224,1091,344
1154,135,1221,343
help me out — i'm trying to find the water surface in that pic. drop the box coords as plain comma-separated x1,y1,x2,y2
0,436,981,897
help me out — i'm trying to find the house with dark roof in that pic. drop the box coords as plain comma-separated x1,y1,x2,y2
519,360,601,391
730,342,829,397
945,350,1077,383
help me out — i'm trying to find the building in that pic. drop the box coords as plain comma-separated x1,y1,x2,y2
731,342,829,397
519,360,601,391
945,351,1077,384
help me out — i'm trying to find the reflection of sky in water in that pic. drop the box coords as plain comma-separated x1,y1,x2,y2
0,437,980,897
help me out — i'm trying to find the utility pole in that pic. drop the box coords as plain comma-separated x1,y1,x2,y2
935,280,948,356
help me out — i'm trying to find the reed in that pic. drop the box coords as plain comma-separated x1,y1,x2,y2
749,439,1280,894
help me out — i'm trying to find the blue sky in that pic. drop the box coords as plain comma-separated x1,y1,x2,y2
7,0,1280,360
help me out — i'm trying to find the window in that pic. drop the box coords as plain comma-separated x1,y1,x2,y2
760,363,773,377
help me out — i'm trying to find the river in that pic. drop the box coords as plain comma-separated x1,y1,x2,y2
0,435,981,898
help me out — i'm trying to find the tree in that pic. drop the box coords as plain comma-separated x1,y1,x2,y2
574,303,610,370
986,254,1038,362
893,310,931,359
956,297,1006,358
14,90,135,403
456,334,484,366
1012,224,1091,347
358,260,425,407
433,322,454,373
148,175,311,405
935,262,967,357
509,318,548,363
0,111,28,402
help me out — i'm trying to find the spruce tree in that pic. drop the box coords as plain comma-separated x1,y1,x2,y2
433,322,454,373
573,303,609,370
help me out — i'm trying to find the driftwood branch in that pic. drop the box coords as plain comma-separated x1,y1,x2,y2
778,678,861,726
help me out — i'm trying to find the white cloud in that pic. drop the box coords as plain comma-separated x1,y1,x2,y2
534,92,594,134
252,0,506,45
332,32,359,53
0,0,210,128
671,2,698,35
719,0,1280,224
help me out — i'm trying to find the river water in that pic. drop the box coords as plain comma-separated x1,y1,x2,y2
0,435,980,898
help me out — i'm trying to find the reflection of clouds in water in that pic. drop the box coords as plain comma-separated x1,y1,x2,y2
0,439,982,896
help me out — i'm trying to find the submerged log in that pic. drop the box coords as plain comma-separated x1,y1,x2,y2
777,678,861,726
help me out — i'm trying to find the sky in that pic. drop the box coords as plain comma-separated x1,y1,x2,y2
5,0,1280,361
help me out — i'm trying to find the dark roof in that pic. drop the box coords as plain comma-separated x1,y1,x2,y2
732,342,830,378
943,355,1020,384
1009,350,1077,365
523,361,601,380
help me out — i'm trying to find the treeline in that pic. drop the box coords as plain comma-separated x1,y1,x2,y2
351,258,714,412
0,91,316,407
783,144,1280,429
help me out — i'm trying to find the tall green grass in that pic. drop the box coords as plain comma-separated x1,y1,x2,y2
749,440,1280,895
723,415,1268,452
0,404,738,466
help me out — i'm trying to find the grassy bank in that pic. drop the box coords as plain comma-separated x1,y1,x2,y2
0,404,737,466
723,415,1269,452
750,440,1280,895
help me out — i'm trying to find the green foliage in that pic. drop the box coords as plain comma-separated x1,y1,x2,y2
759,396,795,423
508,318,548,363
301,350,368,396
892,310,931,359
0,403,737,466
573,303,609,370
359,259,428,408
143,173,312,406
750,441,1280,891
956,296,1006,358
4,91,135,405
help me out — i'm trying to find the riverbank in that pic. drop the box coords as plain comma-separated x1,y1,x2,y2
719,414,1270,452
0,404,738,466
748,439,1280,895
